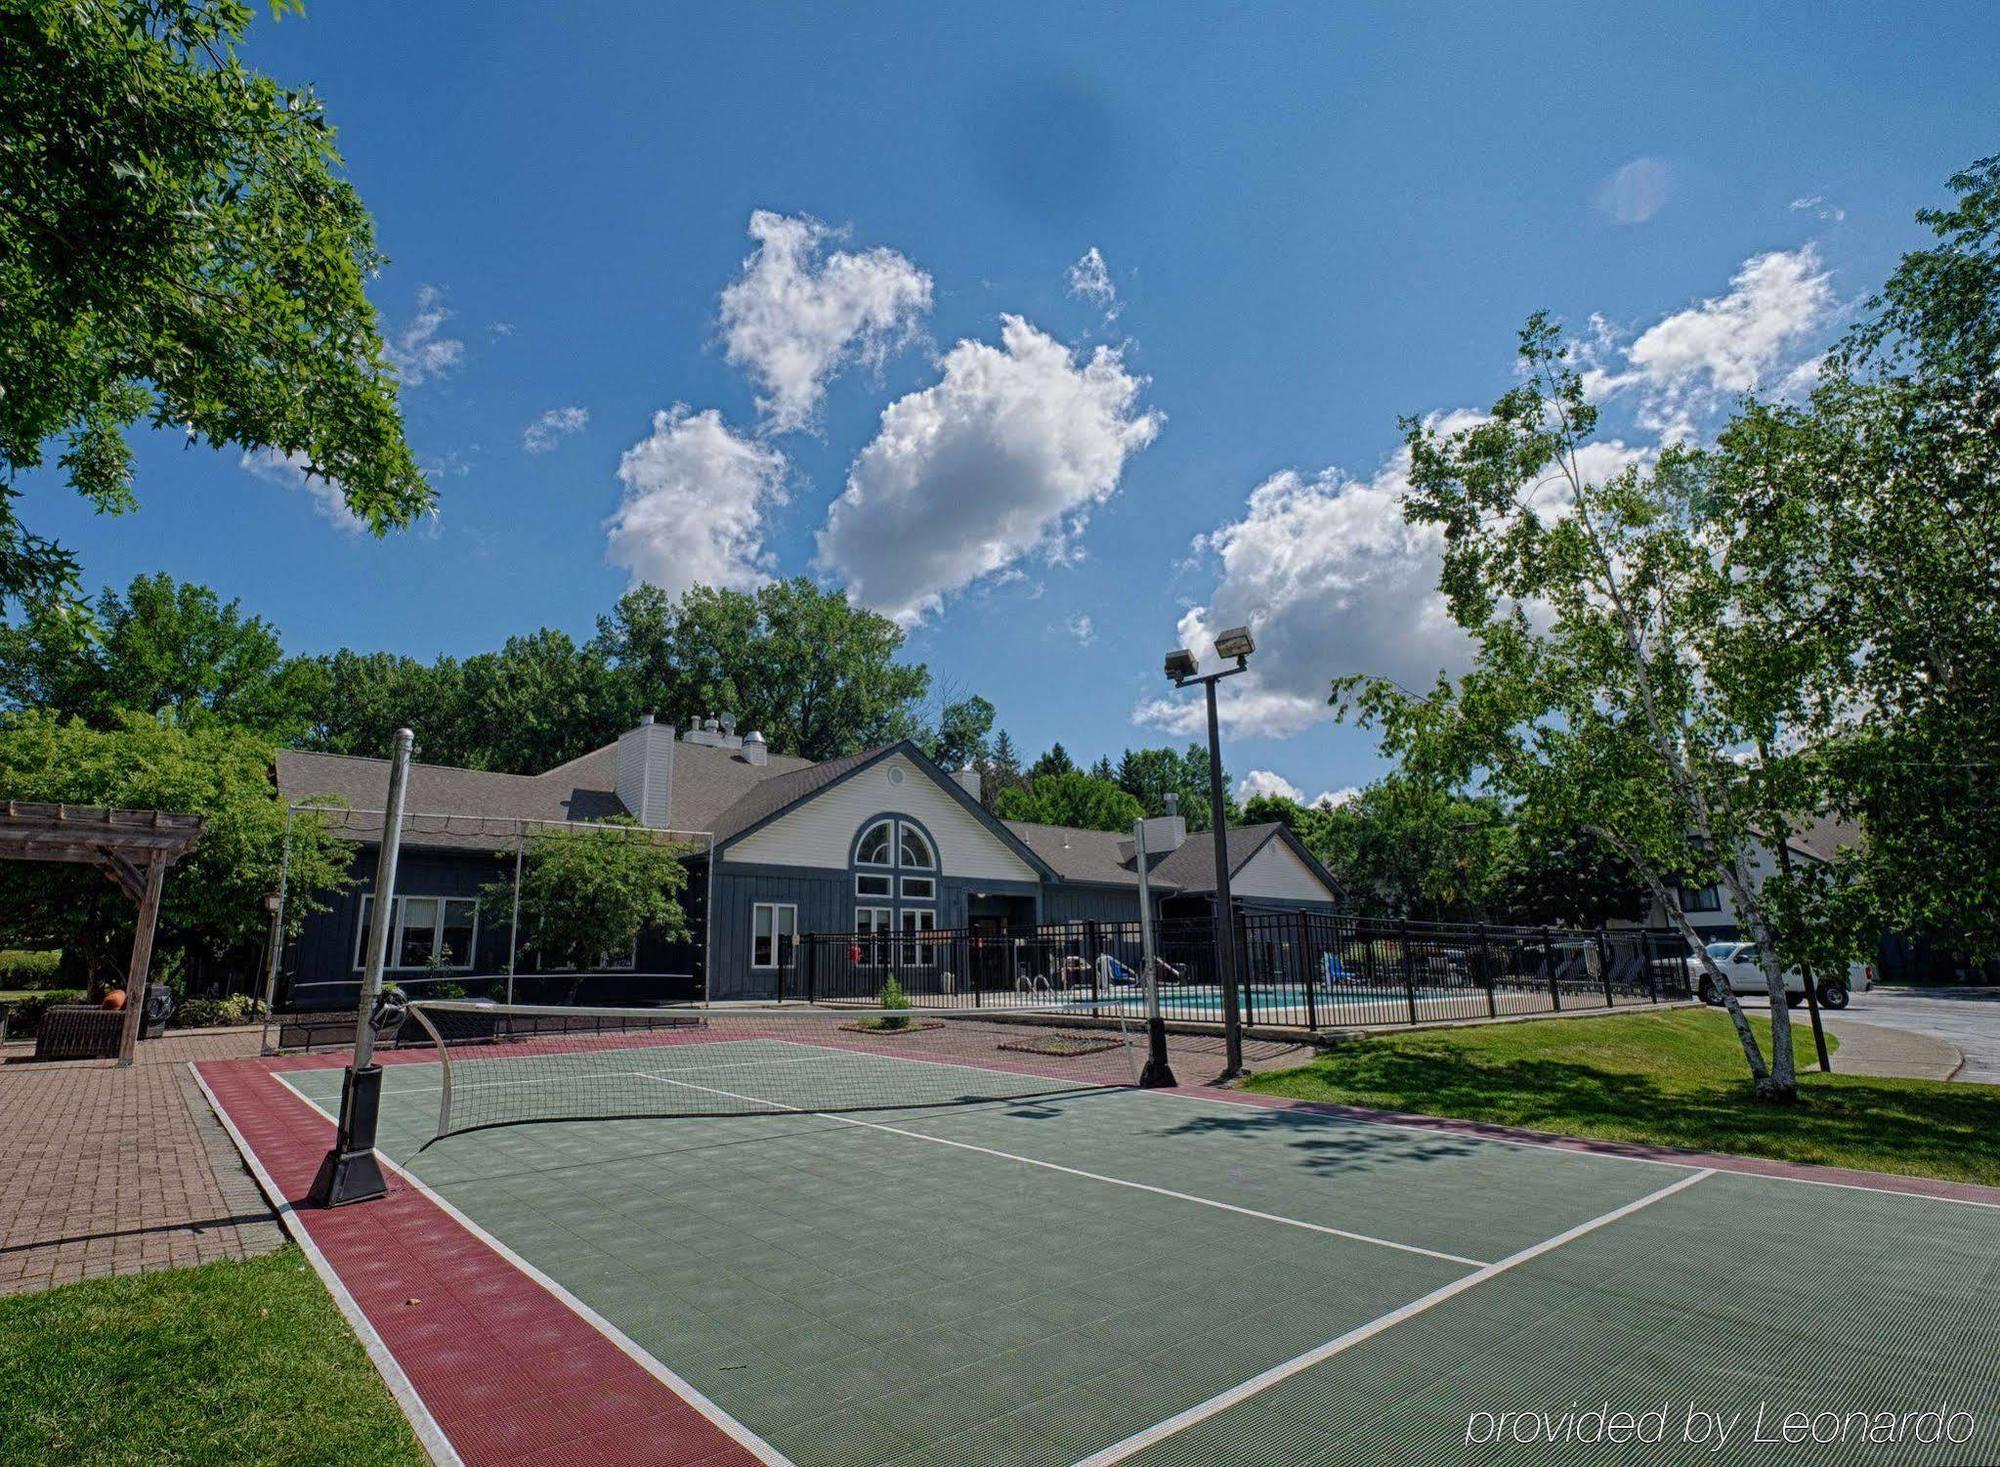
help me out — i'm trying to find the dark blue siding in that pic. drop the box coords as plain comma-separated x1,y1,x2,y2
1040,883,1146,925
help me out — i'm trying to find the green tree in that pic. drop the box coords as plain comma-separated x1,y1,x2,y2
457,629,621,773
1336,318,1831,1099
0,573,297,732
593,579,929,761
992,771,1146,833
925,695,995,772
487,818,687,1000
980,729,1025,811
1713,156,2000,966
1308,777,1506,922
1487,822,1648,929
1029,742,1075,780
0,710,352,989
0,0,431,605
1115,744,1237,831
283,649,474,764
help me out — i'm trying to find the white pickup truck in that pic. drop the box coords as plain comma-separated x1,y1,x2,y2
1694,941,1875,1010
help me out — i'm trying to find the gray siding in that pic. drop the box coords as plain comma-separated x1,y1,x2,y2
707,863,850,1000
1040,883,1146,926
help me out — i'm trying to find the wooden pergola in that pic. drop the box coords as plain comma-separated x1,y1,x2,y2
1,802,206,1064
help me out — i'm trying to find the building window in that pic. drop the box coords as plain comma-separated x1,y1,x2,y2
901,908,937,966
752,903,798,970
856,820,894,866
1679,884,1722,914
899,825,935,869
901,876,936,901
855,872,893,898
355,894,478,972
854,906,893,965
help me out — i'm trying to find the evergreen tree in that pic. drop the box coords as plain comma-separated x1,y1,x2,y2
1029,742,1075,780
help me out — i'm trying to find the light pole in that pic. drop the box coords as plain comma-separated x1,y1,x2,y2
1164,626,1255,1078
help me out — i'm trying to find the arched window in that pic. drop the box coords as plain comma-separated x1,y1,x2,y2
856,819,894,866
899,824,934,870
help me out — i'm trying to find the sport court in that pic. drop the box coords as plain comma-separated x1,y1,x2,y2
226,1009,2000,1466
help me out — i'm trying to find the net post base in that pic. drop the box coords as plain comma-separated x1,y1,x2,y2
1139,1018,1177,1088
309,1063,389,1207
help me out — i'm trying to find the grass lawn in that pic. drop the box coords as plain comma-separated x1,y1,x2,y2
0,1247,423,1466
1244,1007,2000,1188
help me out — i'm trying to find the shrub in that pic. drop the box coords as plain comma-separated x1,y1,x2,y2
168,993,260,1029
877,975,912,1031
0,950,63,989
1,989,88,1037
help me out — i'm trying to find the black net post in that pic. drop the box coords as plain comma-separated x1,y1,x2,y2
1597,927,1614,1007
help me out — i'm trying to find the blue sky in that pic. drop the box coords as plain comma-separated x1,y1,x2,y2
28,2,2000,801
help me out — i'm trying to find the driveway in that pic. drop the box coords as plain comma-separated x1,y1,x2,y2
1833,987,2000,1083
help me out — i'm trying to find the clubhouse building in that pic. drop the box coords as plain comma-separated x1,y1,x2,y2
274,714,1346,1004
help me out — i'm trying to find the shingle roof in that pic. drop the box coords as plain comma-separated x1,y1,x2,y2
707,746,894,844
1002,821,1175,889
274,736,813,852
1782,814,1865,865
1151,824,1286,892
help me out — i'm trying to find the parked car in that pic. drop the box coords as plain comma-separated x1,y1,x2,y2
1694,941,1874,1009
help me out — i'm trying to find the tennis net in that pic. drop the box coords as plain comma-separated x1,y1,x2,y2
401,999,1140,1140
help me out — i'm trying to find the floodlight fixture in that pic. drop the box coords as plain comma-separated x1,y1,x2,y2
1214,626,1256,662
1164,648,1199,682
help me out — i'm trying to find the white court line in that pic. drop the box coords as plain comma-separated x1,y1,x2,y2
270,1072,794,1467
1072,1167,1716,1467
629,1068,1487,1268
372,1051,826,1098
188,1064,464,1467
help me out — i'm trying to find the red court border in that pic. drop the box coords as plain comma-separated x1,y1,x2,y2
195,1051,764,1467
193,1042,2000,1467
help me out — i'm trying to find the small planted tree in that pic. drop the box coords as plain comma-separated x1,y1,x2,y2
488,819,687,1002
875,975,912,1031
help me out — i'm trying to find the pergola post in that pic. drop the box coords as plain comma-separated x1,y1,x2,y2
116,854,167,1067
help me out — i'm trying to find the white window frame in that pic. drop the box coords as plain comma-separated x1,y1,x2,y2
900,875,936,901
752,902,798,971
354,893,479,972
854,906,893,966
899,824,935,870
856,819,895,866
855,872,893,899
901,907,937,967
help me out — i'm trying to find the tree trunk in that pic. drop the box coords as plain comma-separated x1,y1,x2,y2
1724,857,1798,1103
1589,827,1771,1085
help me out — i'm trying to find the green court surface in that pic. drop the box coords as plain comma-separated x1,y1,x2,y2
279,1040,2000,1466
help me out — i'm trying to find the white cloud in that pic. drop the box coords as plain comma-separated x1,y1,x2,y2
1790,194,1846,223
604,406,788,598
1596,158,1670,224
1066,247,1121,322
1239,770,1361,809
522,406,589,453
383,285,463,387
1584,246,1836,438
1238,770,1302,803
719,210,932,435
241,448,366,534
1135,418,1645,740
818,315,1162,626
1066,613,1096,646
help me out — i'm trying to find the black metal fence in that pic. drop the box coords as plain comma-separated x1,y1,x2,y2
788,911,1693,1033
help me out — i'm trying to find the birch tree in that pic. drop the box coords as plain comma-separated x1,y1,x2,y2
1336,320,1833,1100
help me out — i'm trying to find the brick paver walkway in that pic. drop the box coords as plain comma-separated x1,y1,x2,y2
0,1027,284,1297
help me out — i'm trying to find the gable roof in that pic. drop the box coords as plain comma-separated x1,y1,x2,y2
1003,818,1347,904
710,740,1060,879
